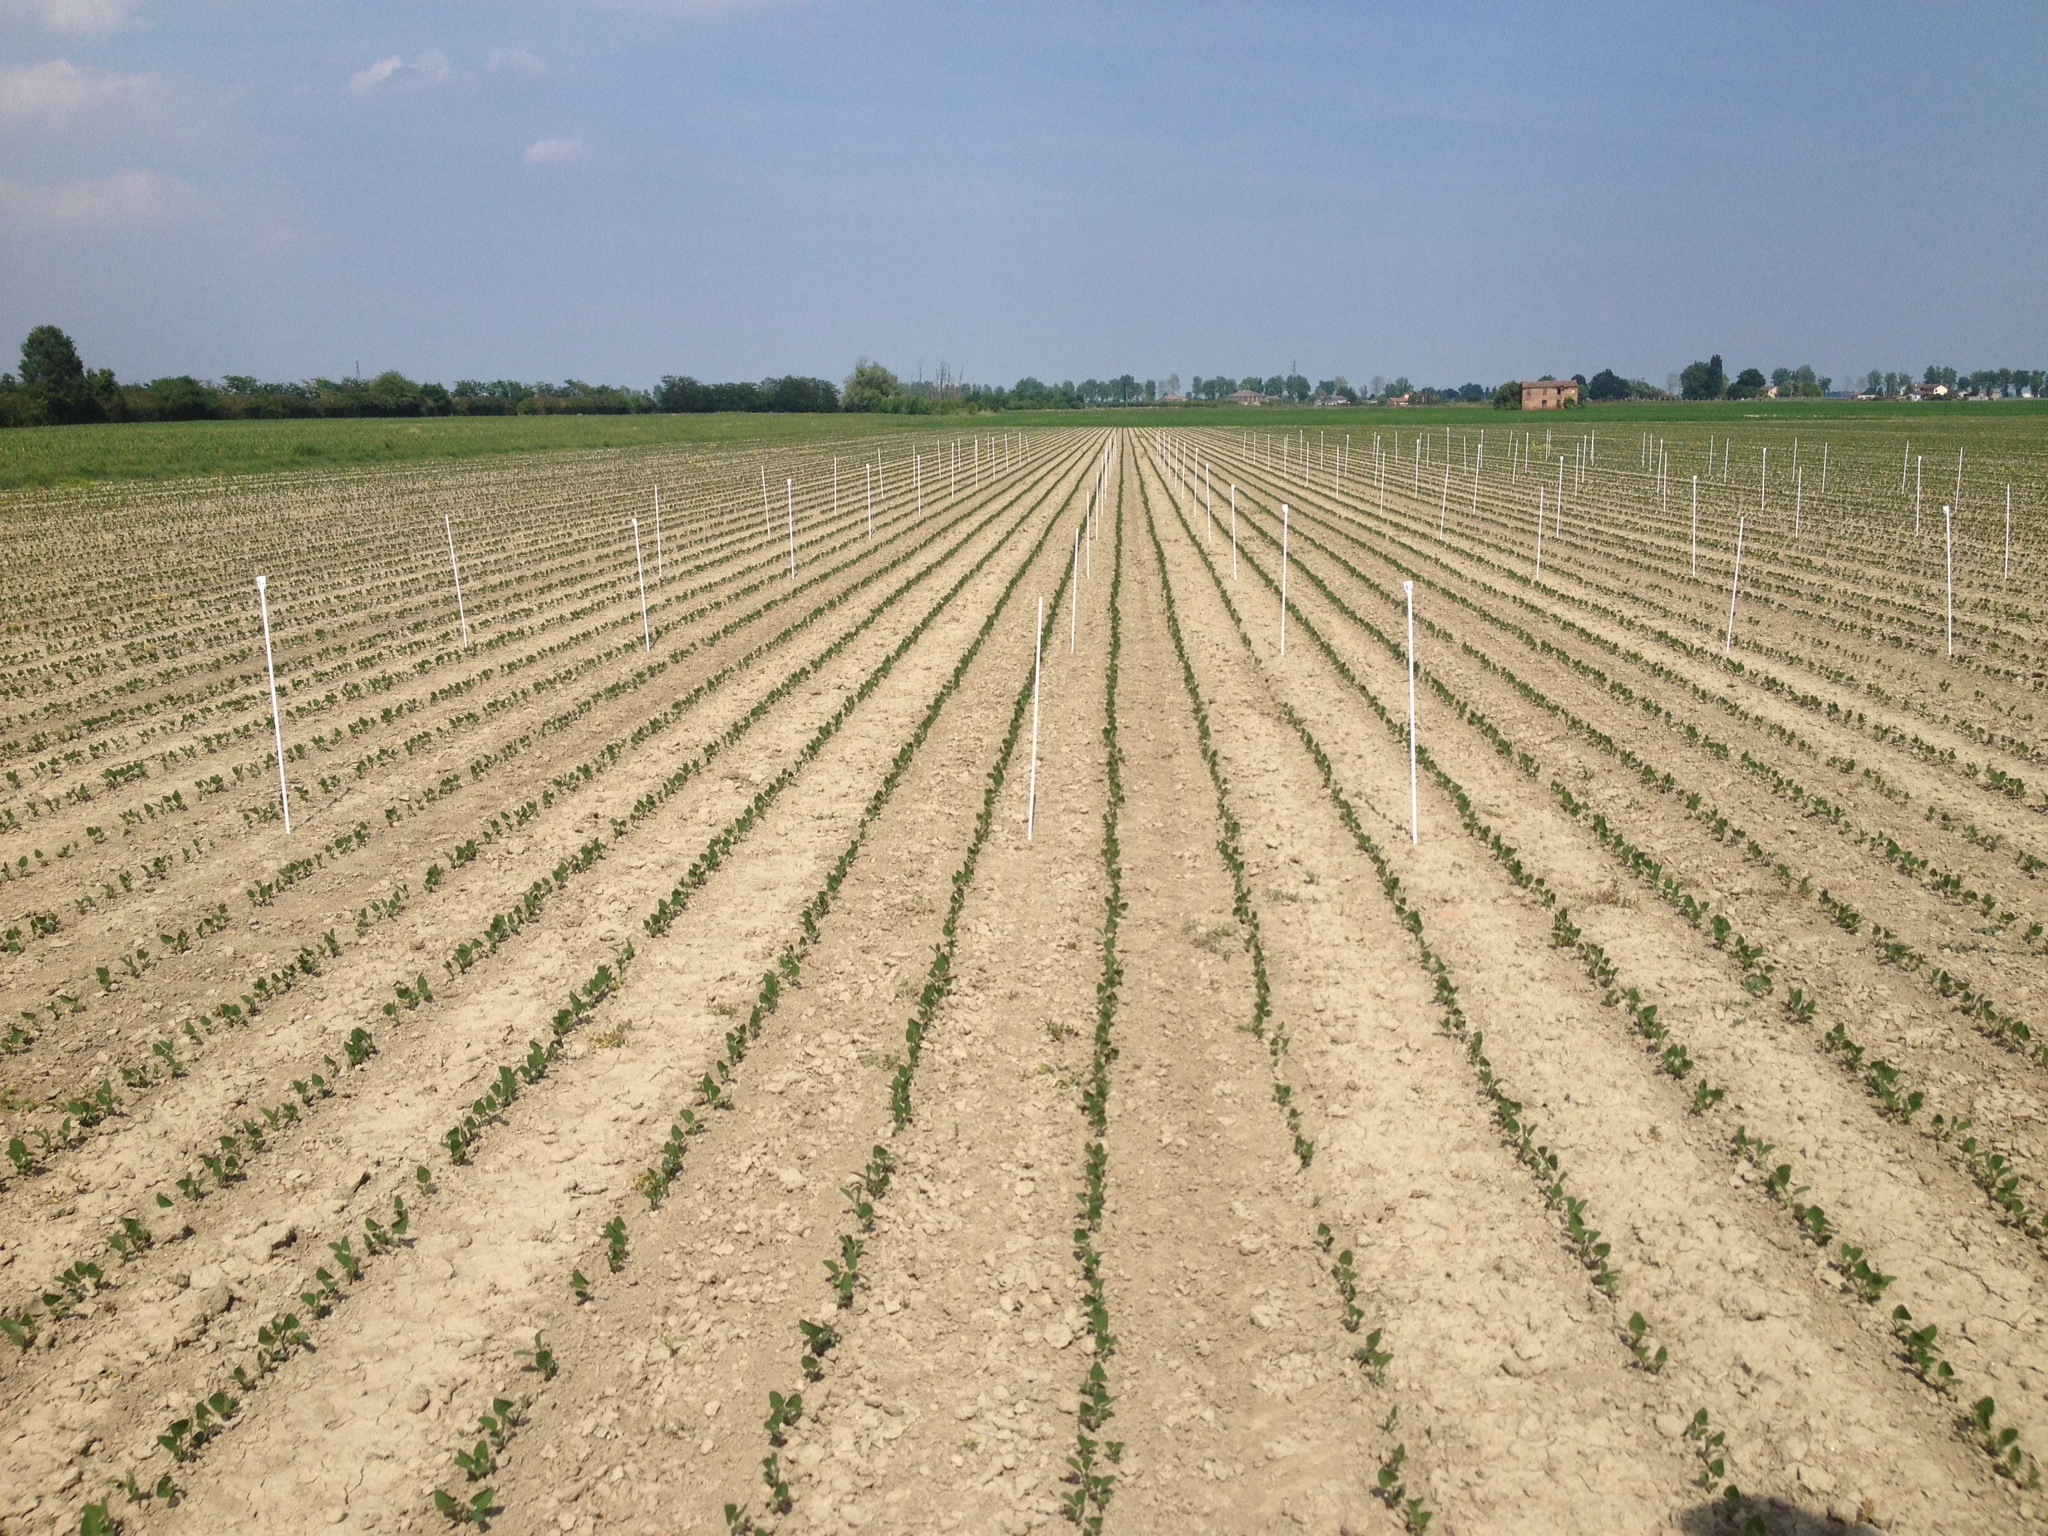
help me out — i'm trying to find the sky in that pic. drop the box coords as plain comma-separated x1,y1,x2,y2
1,1,2043,393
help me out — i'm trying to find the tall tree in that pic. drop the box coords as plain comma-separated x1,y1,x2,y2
1679,354,1726,402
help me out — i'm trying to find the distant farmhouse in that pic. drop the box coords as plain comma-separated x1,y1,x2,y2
1227,389,1272,406
1520,379,1580,410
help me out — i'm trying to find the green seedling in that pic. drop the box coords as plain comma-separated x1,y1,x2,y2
106,1220,153,1269
723,1504,759,1535
78,1503,118,1536
453,1441,493,1481
1972,1397,2042,1487
1,1310,35,1348
826,1234,863,1307
478,1396,522,1449
343,1027,376,1067
416,1164,435,1194
1891,1305,1956,1388
1375,1442,1433,1532
329,1237,363,1281
1685,1408,1726,1490
604,1216,628,1273
1835,1245,1894,1303
1689,1082,1725,1115
798,1319,838,1379
1624,1312,1666,1373
115,1470,177,1505
1352,1328,1392,1384
518,1332,557,1380
431,1486,496,1528
763,1389,804,1445
762,1452,792,1514
696,1073,726,1110
8,1136,37,1175
1315,1221,1333,1253
569,1269,591,1304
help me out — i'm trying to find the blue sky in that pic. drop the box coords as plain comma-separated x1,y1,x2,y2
1,2,2042,391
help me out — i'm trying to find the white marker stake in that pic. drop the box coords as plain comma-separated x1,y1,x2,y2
1231,486,1238,580
1915,456,1923,534
1725,514,1746,657
1944,503,1954,657
444,514,469,649
865,464,873,539
786,479,796,580
1279,503,1290,657
632,518,652,652
256,575,291,835
1759,446,1767,514
653,487,663,581
1440,465,1450,536
1794,466,1802,539
1070,531,1079,654
1690,476,1699,576
1534,488,1545,581
1405,580,1418,845
1821,444,1829,494
1027,598,1042,843
1954,448,1964,514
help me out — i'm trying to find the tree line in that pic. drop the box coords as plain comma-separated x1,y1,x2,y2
7,326,2042,430
0,326,841,428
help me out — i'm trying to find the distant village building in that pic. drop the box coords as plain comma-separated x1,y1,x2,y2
1227,390,1271,406
1520,379,1580,411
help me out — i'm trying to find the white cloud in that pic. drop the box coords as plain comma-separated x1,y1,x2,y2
0,59,147,127
3,0,145,40
346,51,450,96
487,48,547,78
522,137,589,167
0,167,192,227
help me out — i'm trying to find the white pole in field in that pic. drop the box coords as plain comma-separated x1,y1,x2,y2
2005,485,2013,579
1944,504,1954,657
1794,466,1802,538
632,518,652,651
653,486,663,581
786,479,796,579
1439,466,1449,536
1555,455,1565,531
256,575,291,835
865,463,873,539
1820,444,1829,494
1405,580,1418,845
1279,503,1290,657
1231,485,1238,580
1027,597,1042,842
1070,530,1079,654
443,514,469,649
1953,448,1964,514
1690,476,1699,576
1915,456,1923,534
1534,488,1545,580
1725,514,1746,657
1901,443,1909,494
1759,446,1768,514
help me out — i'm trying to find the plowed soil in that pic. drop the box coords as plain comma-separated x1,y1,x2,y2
4,422,2045,1536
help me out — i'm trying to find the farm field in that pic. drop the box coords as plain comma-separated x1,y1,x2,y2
2,417,2047,1536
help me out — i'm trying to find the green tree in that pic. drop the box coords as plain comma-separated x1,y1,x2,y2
20,324,104,424
1679,354,1726,402
1726,367,1767,400
1585,368,1629,402
1492,381,1522,409
841,360,902,412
